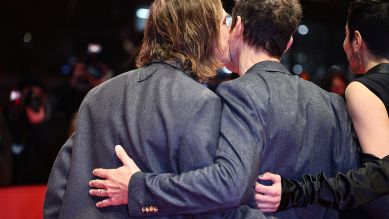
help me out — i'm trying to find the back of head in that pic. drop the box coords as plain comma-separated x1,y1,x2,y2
231,0,302,58
348,0,389,60
136,0,223,82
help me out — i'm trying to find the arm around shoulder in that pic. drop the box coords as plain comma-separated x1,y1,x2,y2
126,83,263,216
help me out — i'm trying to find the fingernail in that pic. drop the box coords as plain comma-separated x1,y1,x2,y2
258,174,263,178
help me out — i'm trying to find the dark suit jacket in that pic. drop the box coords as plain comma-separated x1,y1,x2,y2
127,61,360,218
44,61,265,218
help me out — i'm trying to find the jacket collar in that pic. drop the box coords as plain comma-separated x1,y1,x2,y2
137,59,194,82
245,61,292,76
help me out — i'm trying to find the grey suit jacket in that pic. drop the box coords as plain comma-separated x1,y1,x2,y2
127,61,360,218
44,61,265,218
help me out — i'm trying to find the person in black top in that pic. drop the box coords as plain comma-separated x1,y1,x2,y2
254,0,389,217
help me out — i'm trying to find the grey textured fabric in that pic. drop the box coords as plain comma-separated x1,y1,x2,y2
44,61,266,218
128,61,360,218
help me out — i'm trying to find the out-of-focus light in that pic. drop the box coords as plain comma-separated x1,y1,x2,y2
12,143,24,155
222,66,232,74
293,64,303,74
88,43,102,53
10,90,21,101
136,19,146,32
61,65,72,75
298,25,309,35
297,52,308,63
136,8,149,19
316,66,327,79
23,32,32,43
135,8,150,32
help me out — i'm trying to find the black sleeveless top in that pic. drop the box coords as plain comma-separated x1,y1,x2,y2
354,63,389,116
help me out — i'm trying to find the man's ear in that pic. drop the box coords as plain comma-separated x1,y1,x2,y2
285,36,294,53
231,16,244,39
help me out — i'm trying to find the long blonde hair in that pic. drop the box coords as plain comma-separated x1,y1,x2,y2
136,0,223,82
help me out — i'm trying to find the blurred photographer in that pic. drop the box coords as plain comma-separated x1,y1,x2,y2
5,79,68,184
55,47,112,135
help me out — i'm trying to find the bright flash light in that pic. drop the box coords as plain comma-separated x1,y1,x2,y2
88,43,102,53
10,91,21,101
136,8,149,19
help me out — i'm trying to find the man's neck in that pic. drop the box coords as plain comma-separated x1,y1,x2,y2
238,44,280,76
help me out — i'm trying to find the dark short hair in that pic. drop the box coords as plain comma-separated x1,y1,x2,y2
231,0,302,58
348,0,389,60
136,0,223,82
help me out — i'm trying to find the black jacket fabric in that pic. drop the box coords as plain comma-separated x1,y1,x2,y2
279,154,389,211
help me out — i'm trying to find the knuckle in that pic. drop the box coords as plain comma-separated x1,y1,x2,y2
101,200,108,206
254,183,261,190
100,182,107,189
269,197,279,204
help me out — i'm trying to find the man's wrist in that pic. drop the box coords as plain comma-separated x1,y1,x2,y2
127,172,159,216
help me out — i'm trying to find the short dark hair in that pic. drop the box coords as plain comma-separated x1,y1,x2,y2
231,0,302,58
348,0,389,59
136,0,223,82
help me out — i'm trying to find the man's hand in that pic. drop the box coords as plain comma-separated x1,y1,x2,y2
254,172,282,213
89,145,141,208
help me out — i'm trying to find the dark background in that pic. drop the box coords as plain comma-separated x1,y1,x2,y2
0,0,351,105
0,0,353,185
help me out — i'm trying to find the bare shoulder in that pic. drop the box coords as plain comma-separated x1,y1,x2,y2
345,81,370,100
345,81,383,112
345,81,389,158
